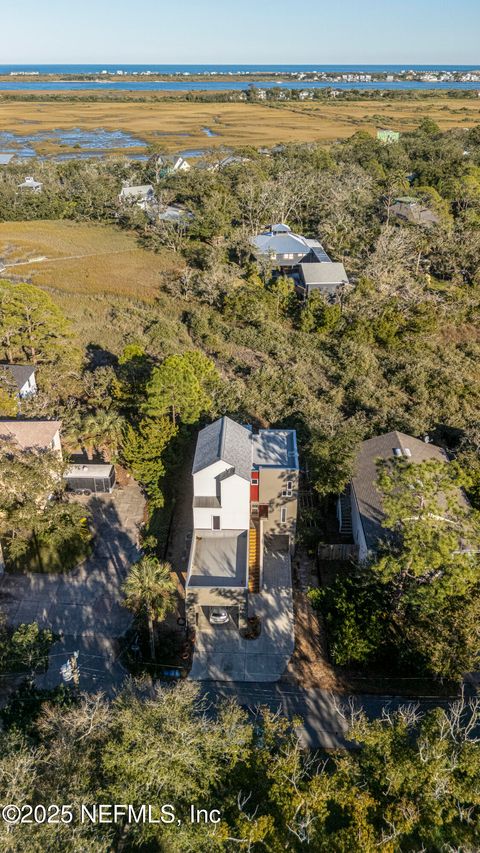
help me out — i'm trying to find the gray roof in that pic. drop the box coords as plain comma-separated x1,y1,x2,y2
351,431,452,553
192,416,252,481
252,430,299,469
392,198,439,226
119,184,154,200
188,530,248,587
18,177,42,189
65,463,114,478
252,229,311,258
300,261,349,287
0,364,35,391
0,153,14,165
157,204,192,223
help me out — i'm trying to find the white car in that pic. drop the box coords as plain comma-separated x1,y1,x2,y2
209,608,229,625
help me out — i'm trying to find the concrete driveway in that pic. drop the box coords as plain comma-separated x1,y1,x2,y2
0,481,145,693
190,541,295,682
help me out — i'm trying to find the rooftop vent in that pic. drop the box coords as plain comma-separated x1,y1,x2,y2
393,448,402,457
403,448,412,458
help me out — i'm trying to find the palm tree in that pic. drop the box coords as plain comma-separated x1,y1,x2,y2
81,409,125,460
122,556,177,660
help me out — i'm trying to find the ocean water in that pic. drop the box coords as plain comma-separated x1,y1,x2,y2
0,64,478,92
1,64,479,74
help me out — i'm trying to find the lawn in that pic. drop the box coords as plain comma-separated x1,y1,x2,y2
0,95,478,153
0,220,182,301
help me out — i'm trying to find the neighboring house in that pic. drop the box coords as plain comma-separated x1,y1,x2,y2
18,176,43,192
154,155,191,176
251,223,349,298
377,128,400,144
157,203,193,224
217,155,251,169
118,184,155,210
391,197,439,228
338,431,465,562
0,364,37,398
0,153,14,166
186,416,299,631
0,419,62,456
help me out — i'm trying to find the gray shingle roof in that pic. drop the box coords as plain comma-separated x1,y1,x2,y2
351,431,451,552
300,261,349,286
0,364,35,391
192,416,252,481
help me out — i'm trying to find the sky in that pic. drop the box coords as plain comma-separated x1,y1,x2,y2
1,0,479,65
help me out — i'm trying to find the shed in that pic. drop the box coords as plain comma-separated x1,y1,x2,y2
64,463,116,494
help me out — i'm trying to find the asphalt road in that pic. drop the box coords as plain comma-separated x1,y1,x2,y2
200,680,454,749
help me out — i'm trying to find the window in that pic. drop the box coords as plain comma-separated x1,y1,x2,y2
212,515,221,531
282,480,293,497
251,473,259,485
280,507,287,524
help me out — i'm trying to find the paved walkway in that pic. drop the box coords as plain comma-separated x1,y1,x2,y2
0,482,145,693
190,541,295,682
201,681,456,750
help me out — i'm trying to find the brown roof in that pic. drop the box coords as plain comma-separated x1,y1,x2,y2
0,419,61,451
351,431,451,552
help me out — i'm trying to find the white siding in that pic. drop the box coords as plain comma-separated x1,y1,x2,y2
193,461,249,530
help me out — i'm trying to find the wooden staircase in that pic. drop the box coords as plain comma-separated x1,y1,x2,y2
248,523,260,593
339,484,353,536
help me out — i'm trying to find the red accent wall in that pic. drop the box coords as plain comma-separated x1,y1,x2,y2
250,471,259,502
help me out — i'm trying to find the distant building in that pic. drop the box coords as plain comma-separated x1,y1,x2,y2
251,223,349,299
118,184,155,211
217,155,251,169
391,196,439,228
0,364,37,398
153,155,191,176
18,176,43,192
0,153,14,166
377,128,400,144
157,203,193,224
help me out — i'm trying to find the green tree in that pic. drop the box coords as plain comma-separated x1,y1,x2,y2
0,280,73,364
375,457,480,607
0,367,18,416
7,623,53,680
80,408,125,461
145,351,218,425
122,556,177,659
0,444,89,572
122,416,177,508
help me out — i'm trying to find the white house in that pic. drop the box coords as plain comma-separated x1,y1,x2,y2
18,176,43,192
186,416,299,632
118,184,155,210
1,364,37,398
155,154,191,175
